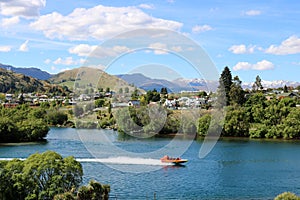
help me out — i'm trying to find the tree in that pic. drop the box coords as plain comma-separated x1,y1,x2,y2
160,87,168,95
198,91,207,97
124,87,129,93
274,192,300,200
118,88,123,94
131,88,139,100
197,114,211,136
95,99,105,108
223,106,250,137
252,75,263,91
219,66,233,105
229,76,245,105
0,151,83,200
284,85,288,93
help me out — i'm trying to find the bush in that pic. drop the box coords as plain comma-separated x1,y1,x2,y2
274,192,300,200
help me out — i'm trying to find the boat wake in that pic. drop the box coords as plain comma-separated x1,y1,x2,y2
0,157,172,166
77,157,172,166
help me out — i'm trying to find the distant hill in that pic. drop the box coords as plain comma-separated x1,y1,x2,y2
0,68,68,94
117,73,181,92
49,67,138,93
0,63,52,80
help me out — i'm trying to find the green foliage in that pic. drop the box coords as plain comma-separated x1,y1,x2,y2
252,75,263,91
145,89,161,103
0,151,83,200
197,114,211,136
219,66,233,105
274,192,300,200
95,99,105,108
229,76,245,106
223,106,250,137
46,110,68,125
0,106,49,142
77,180,110,200
131,88,139,100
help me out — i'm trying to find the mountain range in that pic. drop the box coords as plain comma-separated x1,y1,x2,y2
0,67,67,94
0,62,299,93
0,63,52,80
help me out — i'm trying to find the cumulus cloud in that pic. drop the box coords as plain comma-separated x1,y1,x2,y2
265,35,300,55
30,5,182,41
0,0,46,18
1,16,20,26
148,42,168,54
233,60,274,71
138,4,154,9
44,58,51,64
69,44,131,58
228,44,256,54
0,45,11,52
244,10,261,16
171,46,182,52
192,24,213,34
18,40,29,52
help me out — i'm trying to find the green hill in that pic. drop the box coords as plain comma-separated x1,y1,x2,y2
0,68,68,94
48,67,138,93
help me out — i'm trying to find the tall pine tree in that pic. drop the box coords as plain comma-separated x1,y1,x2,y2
219,66,233,106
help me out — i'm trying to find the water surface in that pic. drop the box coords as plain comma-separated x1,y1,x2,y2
1,128,300,199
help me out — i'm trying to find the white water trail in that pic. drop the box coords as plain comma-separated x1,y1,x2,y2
77,157,172,166
0,157,172,166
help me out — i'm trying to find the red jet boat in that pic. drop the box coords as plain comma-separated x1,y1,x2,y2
160,155,188,165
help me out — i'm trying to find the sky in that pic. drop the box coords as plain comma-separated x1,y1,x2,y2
0,0,300,83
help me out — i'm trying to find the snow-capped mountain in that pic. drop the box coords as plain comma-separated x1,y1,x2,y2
117,73,300,92
242,80,300,89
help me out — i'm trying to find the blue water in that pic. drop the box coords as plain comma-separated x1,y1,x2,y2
1,128,300,199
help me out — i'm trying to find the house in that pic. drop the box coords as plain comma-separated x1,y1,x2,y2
5,94,13,101
277,92,300,99
128,100,140,107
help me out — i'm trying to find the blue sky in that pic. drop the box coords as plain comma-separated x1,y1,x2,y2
0,0,299,83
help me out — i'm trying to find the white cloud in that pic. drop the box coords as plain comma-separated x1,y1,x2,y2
265,35,300,55
19,40,29,52
233,60,274,71
171,46,182,52
148,42,168,54
138,4,154,9
30,5,182,41
192,24,212,34
244,10,261,16
0,0,46,18
228,44,256,54
53,57,83,66
1,16,20,26
69,44,131,58
167,0,175,3
44,58,51,64
0,45,12,52
69,44,97,57
60,68,71,72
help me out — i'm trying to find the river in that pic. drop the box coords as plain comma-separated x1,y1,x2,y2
1,128,300,199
